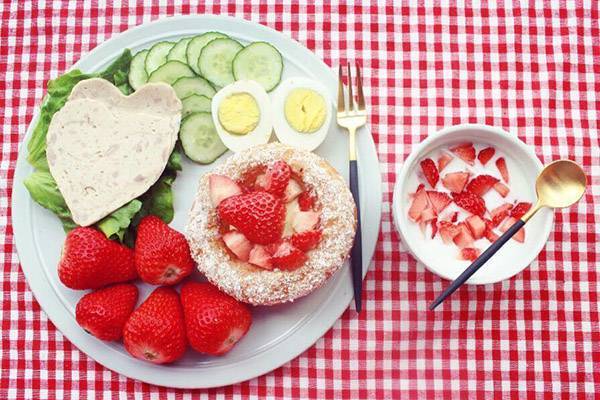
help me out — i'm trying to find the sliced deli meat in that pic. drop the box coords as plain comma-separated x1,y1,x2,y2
46,78,182,226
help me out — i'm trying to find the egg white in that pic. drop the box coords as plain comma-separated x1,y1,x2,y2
211,80,273,153
272,77,332,151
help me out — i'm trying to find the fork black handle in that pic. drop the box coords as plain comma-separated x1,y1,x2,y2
349,159,363,312
429,219,526,310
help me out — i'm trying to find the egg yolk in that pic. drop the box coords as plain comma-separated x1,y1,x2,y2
218,93,260,135
284,88,326,133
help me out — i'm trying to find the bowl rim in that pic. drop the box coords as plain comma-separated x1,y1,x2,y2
392,123,554,284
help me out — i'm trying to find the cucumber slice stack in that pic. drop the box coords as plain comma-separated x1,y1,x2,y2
125,32,284,164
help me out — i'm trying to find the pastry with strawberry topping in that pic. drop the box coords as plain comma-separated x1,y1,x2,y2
186,143,357,305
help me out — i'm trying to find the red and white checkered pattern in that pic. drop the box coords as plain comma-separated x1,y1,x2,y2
1,1,599,398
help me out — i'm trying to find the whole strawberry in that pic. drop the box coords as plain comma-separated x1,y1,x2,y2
181,282,252,356
75,283,138,341
135,216,194,285
58,227,137,290
217,191,285,245
123,287,187,364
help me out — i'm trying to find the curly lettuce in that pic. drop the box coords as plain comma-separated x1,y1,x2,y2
24,49,180,244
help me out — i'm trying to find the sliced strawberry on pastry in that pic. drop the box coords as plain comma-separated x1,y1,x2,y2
291,230,322,252
222,231,253,262
209,175,243,206
248,245,273,269
271,241,308,271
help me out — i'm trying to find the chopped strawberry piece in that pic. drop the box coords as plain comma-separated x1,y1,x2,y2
222,231,252,262
450,143,476,165
283,179,303,202
418,221,428,235
408,186,430,222
510,202,532,219
451,191,486,217
420,158,439,188
493,182,510,197
437,152,453,172
442,172,470,193
264,161,291,197
490,203,513,227
453,223,475,248
477,147,495,165
297,191,316,211
430,218,439,239
450,211,458,222
465,215,486,239
420,207,437,222
499,217,525,242
292,211,320,233
459,247,480,261
426,191,452,214
484,220,500,242
238,165,267,190
438,221,460,244
271,242,308,270
466,175,499,196
209,175,242,207
248,245,273,269
291,230,322,252
496,157,509,183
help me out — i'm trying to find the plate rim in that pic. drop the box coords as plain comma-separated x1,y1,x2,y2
12,14,382,388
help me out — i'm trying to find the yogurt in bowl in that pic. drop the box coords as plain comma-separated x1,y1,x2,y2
393,124,554,284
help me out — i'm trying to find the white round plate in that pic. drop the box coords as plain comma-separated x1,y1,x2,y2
12,15,382,388
392,124,553,284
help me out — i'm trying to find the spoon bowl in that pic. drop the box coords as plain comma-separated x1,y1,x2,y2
536,160,587,209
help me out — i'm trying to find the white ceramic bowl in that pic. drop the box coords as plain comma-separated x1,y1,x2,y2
392,124,554,284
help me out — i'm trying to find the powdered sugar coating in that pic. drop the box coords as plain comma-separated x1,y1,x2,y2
185,143,357,305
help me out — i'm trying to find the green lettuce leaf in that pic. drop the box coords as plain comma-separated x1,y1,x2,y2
97,200,142,241
23,170,76,232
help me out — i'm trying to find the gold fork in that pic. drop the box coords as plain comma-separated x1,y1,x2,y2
337,62,367,312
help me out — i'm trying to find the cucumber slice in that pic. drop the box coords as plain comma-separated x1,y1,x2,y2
181,94,212,117
233,42,283,91
147,61,195,85
145,41,175,75
167,37,192,63
198,38,244,87
186,32,228,75
179,112,227,164
128,49,149,90
172,76,216,99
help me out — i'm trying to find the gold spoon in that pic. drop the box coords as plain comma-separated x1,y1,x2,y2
430,160,587,310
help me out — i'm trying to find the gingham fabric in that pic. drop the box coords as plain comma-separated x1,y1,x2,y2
1,1,599,399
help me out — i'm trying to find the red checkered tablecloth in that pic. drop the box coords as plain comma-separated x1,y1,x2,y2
2,1,599,398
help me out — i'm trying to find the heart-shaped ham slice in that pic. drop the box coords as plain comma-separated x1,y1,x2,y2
46,78,181,226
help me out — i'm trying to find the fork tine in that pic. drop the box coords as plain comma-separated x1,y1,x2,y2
347,62,355,111
356,62,366,111
337,64,345,113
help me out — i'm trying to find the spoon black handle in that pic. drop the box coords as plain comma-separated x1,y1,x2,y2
429,218,525,310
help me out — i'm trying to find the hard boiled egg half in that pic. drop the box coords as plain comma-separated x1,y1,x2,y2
211,80,273,152
272,77,332,151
